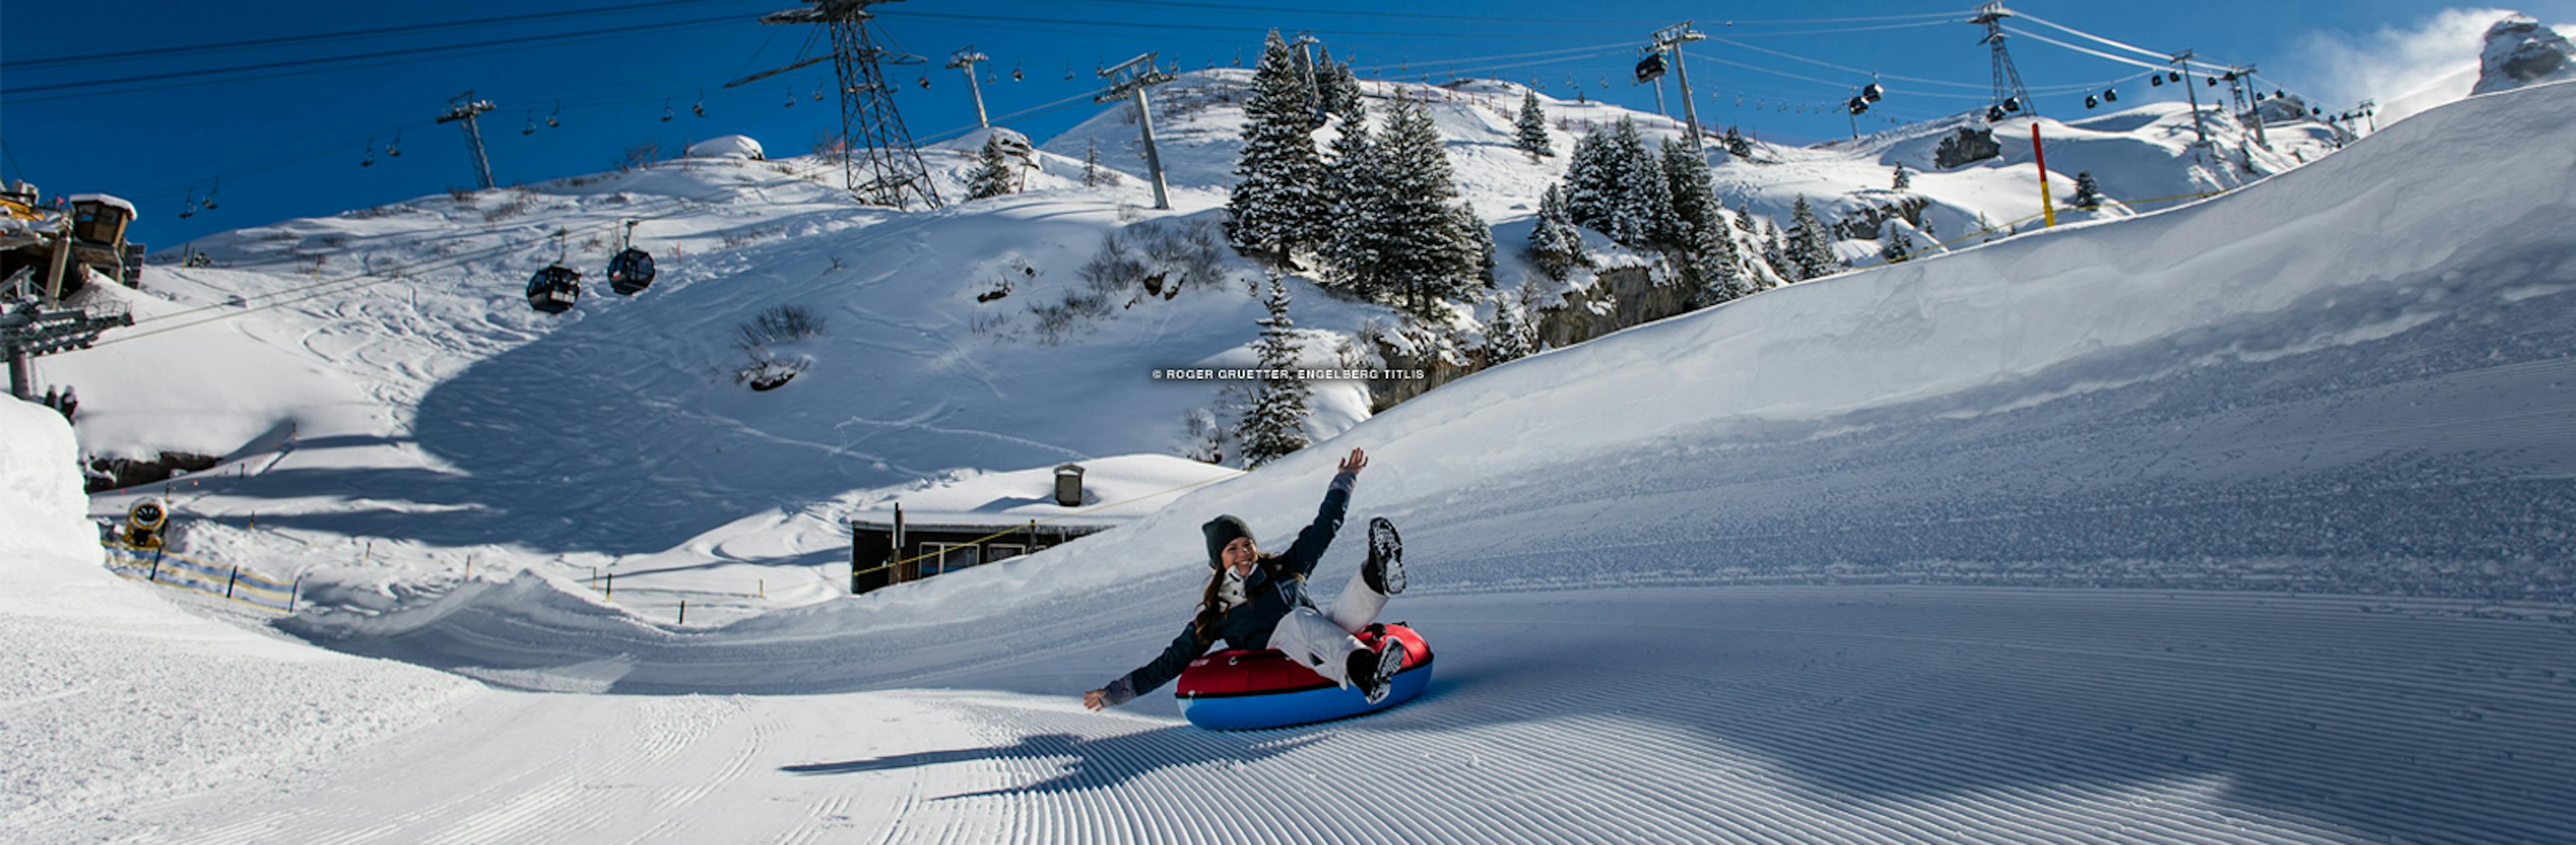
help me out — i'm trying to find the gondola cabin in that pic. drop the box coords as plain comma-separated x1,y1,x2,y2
527,264,582,313
608,247,656,295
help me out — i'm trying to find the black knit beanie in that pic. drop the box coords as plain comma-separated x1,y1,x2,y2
1202,515,1253,569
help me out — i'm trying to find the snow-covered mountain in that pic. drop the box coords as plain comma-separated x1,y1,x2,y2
3,49,2570,842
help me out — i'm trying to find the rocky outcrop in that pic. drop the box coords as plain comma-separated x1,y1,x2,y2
2473,16,2575,95
1831,196,1932,241
1934,126,2001,168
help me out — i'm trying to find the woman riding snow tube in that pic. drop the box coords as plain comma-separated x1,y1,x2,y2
1084,447,1424,729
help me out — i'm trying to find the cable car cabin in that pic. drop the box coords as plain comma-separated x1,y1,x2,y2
607,247,656,296
1633,53,1666,83
527,265,582,313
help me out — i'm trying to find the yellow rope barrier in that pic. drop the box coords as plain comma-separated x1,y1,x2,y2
1876,188,2231,266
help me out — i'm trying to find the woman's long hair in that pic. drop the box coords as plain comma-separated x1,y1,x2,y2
1192,552,1285,645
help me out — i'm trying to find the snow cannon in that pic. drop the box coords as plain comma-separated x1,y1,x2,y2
1176,622,1433,730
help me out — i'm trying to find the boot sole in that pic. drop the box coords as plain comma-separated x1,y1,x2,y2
1364,642,1407,704
1367,516,1405,595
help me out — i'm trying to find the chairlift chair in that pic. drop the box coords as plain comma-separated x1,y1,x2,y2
2084,95,2099,109
523,111,537,135
2103,88,2118,102
1862,82,1884,103
2003,96,2022,113
2151,74,2163,87
1012,63,1024,81
663,100,676,122
388,129,402,157
784,88,796,108
918,74,930,89
527,264,582,313
361,139,377,167
1987,105,2007,121
2169,71,2182,83
548,101,561,128
692,91,707,117
201,180,219,210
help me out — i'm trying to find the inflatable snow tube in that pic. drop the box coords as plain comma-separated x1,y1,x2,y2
1175,623,1433,730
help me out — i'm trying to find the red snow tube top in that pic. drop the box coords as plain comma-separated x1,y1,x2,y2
1174,622,1433,730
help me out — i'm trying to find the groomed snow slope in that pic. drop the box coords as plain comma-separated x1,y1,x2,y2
33,82,2576,843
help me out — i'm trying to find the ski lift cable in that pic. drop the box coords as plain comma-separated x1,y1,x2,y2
1699,34,1989,90
2005,9,2179,64
1,0,747,70
1,12,750,97
1998,25,2177,73
116,153,857,335
1350,42,1635,74
1043,0,1963,27
1679,50,1988,101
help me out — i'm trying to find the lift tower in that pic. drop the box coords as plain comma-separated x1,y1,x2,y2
1970,3,2035,119
755,0,943,209
1095,54,1177,210
436,91,498,190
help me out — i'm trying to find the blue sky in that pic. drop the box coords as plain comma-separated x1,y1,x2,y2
3,1,2557,251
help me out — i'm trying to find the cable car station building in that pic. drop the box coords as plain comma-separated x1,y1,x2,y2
847,455,1237,594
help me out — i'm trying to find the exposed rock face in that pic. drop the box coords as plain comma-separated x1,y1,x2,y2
1364,266,1694,412
1833,196,1932,241
1934,126,2001,168
2473,15,2576,95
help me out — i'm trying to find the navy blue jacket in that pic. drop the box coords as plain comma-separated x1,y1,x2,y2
1100,471,1354,706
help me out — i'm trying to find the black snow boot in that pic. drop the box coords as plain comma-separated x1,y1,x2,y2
1346,640,1405,704
1363,516,1405,596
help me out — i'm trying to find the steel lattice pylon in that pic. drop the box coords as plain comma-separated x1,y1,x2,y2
761,1,942,210
1970,3,2035,119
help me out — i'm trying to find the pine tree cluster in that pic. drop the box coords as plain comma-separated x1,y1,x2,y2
1226,30,1487,321
1554,117,1764,306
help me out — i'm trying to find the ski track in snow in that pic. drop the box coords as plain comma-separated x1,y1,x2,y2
66,589,2570,844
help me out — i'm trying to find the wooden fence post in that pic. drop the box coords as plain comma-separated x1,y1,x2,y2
679,600,686,625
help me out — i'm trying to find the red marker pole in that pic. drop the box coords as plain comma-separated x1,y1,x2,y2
2033,123,2057,228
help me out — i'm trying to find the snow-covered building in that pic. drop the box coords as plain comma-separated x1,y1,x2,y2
683,135,764,160
847,455,1235,592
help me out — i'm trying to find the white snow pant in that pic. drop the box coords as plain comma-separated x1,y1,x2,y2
1266,566,1391,687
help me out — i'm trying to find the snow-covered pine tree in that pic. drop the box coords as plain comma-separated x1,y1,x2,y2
2072,170,2104,209
1662,137,1716,245
1723,125,1754,160
1226,30,1329,267
1322,105,1387,301
1879,221,1914,263
1607,117,1671,249
1686,194,1747,307
1318,48,1362,122
1485,288,1535,364
1762,218,1791,281
1788,196,1837,280
1373,94,1483,317
1332,60,1366,122
1081,137,1106,186
1526,183,1588,280
966,133,1016,200
1731,199,1757,233
1288,41,1320,127
1236,274,1313,467
1561,128,1615,235
1514,90,1554,160
1457,204,1498,288
1892,161,1913,190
